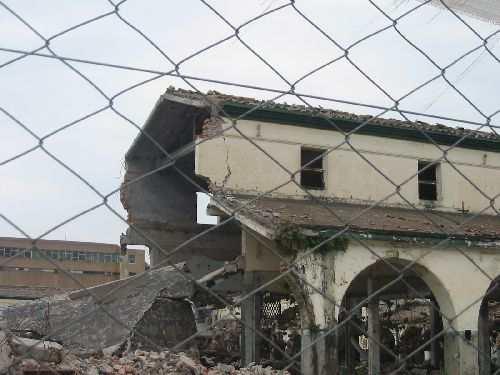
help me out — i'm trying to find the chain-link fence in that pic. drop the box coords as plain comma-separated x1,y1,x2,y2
1,1,500,374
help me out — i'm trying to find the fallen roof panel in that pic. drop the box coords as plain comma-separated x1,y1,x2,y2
0,264,194,354
212,193,500,241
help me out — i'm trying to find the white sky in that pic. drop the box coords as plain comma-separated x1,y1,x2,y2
1,0,499,245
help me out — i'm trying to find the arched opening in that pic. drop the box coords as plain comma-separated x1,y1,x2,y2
337,258,448,374
478,278,500,375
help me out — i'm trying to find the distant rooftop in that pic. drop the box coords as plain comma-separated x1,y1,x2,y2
0,237,119,251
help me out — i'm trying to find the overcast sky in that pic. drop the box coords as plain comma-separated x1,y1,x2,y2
1,0,499,245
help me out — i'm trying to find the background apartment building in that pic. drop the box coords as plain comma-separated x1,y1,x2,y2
0,237,145,304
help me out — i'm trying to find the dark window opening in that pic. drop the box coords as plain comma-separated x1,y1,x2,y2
300,148,325,190
418,161,438,201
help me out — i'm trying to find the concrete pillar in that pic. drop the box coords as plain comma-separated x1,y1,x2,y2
241,271,262,366
343,297,359,373
367,277,380,375
444,329,479,375
294,251,338,374
301,328,337,375
460,330,479,375
478,303,490,375
430,300,441,369
344,298,353,373
119,255,130,279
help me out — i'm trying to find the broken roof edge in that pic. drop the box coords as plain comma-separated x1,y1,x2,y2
68,262,191,301
221,102,500,153
209,197,276,240
125,87,500,162
323,229,500,248
209,193,500,245
125,91,213,161
124,86,500,167
166,87,500,153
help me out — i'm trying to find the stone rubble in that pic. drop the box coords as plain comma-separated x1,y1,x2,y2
11,335,63,363
3,333,289,375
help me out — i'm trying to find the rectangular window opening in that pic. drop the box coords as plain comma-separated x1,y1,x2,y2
418,160,439,201
128,254,136,264
300,148,325,190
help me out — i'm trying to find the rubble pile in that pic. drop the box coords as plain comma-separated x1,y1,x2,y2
0,265,196,355
3,333,289,375
69,350,288,375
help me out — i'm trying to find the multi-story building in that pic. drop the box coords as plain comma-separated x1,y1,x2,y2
0,237,145,304
121,88,500,375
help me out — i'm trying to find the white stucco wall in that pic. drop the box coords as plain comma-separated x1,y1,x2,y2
195,119,500,215
330,240,500,331
239,226,499,330
238,223,499,374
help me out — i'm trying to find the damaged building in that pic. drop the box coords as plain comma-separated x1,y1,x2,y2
120,87,500,375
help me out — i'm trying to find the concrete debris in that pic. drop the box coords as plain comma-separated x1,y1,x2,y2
11,336,63,364
0,330,12,373
1,265,196,355
6,345,289,375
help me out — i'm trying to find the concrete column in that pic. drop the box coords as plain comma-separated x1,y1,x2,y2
119,255,130,279
367,277,380,375
295,251,338,375
444,329,479,375
430,300,441,369
301,328,337,375
241,271,262,366
344,303,353,373
460,330,479,375
478,303,490,375
343,297,357,373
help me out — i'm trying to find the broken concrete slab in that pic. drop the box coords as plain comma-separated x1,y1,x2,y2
0,331,12,373
11,336,63,363
1,264,195,355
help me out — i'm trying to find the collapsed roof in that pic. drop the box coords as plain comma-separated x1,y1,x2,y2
210,193,500,242
0,265,195,354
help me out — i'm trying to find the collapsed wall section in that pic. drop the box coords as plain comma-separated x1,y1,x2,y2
0,266,195,354
120,93,241,268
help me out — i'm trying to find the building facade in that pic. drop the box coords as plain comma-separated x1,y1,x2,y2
122,88,500,375
0,237,145,302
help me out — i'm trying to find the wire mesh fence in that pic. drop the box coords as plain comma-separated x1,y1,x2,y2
1,0,500,374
